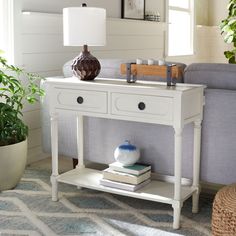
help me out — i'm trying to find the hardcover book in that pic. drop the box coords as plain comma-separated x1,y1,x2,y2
109,162,151,175
103,168,151,185
100,178,151,192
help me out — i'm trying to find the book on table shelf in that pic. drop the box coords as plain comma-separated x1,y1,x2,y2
109,162,151,175
102,168,151,185
100,178,151,192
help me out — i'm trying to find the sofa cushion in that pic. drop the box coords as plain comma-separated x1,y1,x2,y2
201,88,236,184
184,63,236,89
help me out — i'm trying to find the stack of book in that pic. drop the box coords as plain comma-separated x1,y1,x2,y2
100,162,151,192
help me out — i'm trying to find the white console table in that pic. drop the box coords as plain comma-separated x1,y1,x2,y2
46,77,205,229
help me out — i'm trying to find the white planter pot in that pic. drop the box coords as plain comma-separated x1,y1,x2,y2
0,139,27,191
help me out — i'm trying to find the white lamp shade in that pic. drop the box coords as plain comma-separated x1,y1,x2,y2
63,7,106,46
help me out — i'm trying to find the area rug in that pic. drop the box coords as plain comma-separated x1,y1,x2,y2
0,168,213,236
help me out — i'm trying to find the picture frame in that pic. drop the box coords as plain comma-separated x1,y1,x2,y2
121,0,145,20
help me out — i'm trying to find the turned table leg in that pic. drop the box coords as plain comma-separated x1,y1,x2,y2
50,113,59,201
76,115,85,170
192,119,202,213
173,127,183,229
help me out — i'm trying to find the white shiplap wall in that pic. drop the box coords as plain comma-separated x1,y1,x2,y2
208,26,231,63
21,12,167,163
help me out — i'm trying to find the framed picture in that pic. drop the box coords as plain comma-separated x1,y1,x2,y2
122,0,145,20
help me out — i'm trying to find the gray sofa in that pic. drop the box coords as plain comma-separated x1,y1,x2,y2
41,60,236,185
184,63,236,185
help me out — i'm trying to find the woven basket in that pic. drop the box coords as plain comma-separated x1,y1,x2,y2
212,184,236,236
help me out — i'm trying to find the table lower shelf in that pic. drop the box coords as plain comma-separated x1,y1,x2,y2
57,168,196,205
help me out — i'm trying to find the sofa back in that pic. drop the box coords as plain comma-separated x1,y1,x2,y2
184,63,236,90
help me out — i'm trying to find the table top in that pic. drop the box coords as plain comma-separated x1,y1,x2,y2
44,77,206,93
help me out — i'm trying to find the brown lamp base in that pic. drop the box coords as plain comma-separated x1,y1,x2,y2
72,45,101,80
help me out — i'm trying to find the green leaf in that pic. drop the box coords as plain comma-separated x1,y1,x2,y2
224,50,236,63
221,24,231,33
0,52,44,146
224,50,234,58
228,19,236,25
229,56,236,63
221,0,236,63
224,32,234,43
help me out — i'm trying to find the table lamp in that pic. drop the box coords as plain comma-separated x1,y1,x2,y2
63,4,106,80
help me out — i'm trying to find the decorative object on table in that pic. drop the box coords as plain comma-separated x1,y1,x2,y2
100,160,151,191
220,0,236,64
136,58,143,65
166,63,177,86
109,162,151,175
114,140,140,166
212,184,236,235
121,0,145,20
102,168,151,185
158,59,166,66
148,58,155,65
63,4,106,80
100,161,152,192
120,63,182,86
126,62,137,83
0,52,45,191
145,11,161,22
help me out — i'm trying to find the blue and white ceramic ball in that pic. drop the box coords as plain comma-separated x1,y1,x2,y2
114,140,140,166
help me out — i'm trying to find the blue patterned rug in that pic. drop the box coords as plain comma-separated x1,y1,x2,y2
0,167,213,236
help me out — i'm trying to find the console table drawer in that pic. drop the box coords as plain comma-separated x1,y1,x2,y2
111,93,173,120
56,89,107,113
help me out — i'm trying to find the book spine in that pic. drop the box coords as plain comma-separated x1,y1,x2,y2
100,178,151,192
109,167,137,175
103,171,150,185
100,179,134,191
103,172,135,184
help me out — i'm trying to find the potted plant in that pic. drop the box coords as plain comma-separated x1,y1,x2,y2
0,51,45,190
220,0,236,63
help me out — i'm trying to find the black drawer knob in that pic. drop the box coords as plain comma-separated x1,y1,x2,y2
138,102,145,110
77,96,84,104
